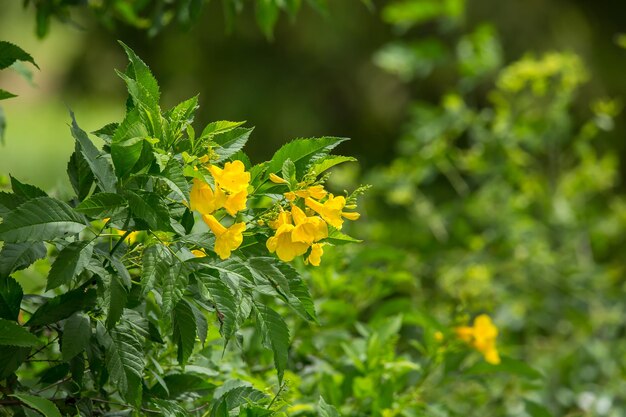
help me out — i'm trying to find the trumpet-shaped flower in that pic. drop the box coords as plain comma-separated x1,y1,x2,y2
190,178,226,215
455,314,501,365
269,211,292,230
284,185,328,202
223,189,248,216
305,195,359,229
202,214,246,260
290,205,328,245
209,160,250,194
266,224,309,262
306,243,324,266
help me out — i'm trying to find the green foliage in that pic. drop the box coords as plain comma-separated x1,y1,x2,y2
0,44,361,416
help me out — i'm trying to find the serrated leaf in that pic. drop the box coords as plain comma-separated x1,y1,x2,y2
150,374,215,399
198,272,237,342
0,191,26,217
318,396,340,417
200,121,245,138
119,41,160,108
190,302,208,346
70,111,117,193
27,284,97,327
10,176,47,199
0,41,38,70
326,228,362,245
102,321,144,406
111,111,151,177
0,197,86,243
268,137,347,176
254,303,290,383
0,276,23,321
211,386,268,417
125,190,171,231
11,394,61,417
62,313,91,361
0,345,29,379
0,318,40,347
173,299,197,365
76,193,126,218
141,244,170,296
0,242,46,279
161,261,189,316
281,159,296,187
46,241,94,291
212,127,253,162
158,158,190,201
67,146,95,200
165,95,198,144
309,155,356,176
106,273,128,329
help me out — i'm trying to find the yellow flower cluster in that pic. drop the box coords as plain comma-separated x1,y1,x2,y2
455,314,501,365
266,174,360,265
189,160,250,259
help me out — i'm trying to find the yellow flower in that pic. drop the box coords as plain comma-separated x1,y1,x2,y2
290,205,328,245
266,224,309,262
116,229,140,245
305,243,324,266
223,189,248,216
190,178,226,215
269,173,289,184
209,160,250,194
455,314,501,365
269,211,292,230
305,195,359,229
202,214,245,260
284,185,327,202
191,249,206,257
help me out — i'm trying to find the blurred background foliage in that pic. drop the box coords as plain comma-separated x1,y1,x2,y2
2,0,626,416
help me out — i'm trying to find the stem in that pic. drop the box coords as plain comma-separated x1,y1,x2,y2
267,382,286,409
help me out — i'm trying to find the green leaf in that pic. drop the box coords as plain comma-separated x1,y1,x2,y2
0,242,46,279
212,127,253,162
76,193,126,218
150,374,215,399
10,176,47,199
0,276,23,321
161,261,189,316
309,155,356,176
318,396,340,417
326,228,362,245
106,274,128,329
46,241,94,291
101,321,145,406
70,112,117,193
158,158,190,201
0,191,26,217
0,346,29,379
27,285,97,327
268,137,347,176
118,41,160,108
165,95,198,144
0,89,16,100
11,394,61,417
254,303,290,383
198,272,237,342
173,299,197,365
67,146,95,200
281,159,296,187
0,106,5,143
256,0,280,40
200,121,245,138
111,111,151,177
0,41,38,70
0,197,87,243
141,244,171,296
0,318,40,347
125,190,171,231
61,313,91,361
211,386,268,417
190,302,208,345
525,400,553,417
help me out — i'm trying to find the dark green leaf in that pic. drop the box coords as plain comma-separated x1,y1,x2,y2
0,191,26,217
0,197,86,243
0,276,23,321
125,190,171,231
70,111,117,193
0,242,46,279
27,285,97,327
0,41,38,70
211,386,267,417
200,121,245,138
11,394,62,417
150,374,214,399
76,193,126,218
0,346,29,379
141,244,171,296
10,176,47,199
62,313,91,361
106,274,128,329
254,303,290,383
268,137,347,176
0,89,16,100
111,112,151,177
212,127,253,162
0,318,40,347
159,158,190,201
67,147,95,200
161,261,189,316
173,299,197,365
46,241,94,291
198,272,237,342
